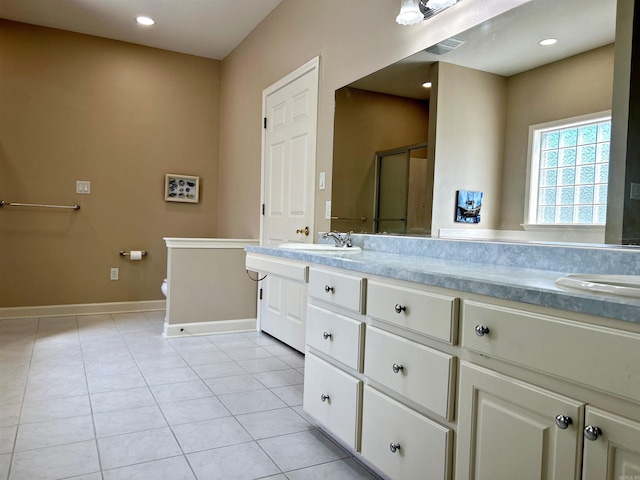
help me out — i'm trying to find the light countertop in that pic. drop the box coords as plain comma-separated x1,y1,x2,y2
245,244,640,324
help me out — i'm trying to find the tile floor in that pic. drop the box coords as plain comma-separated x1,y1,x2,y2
0,312,380,480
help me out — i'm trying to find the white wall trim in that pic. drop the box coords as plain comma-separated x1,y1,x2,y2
0,300,166,320
164,238,259,249
163,318,257,338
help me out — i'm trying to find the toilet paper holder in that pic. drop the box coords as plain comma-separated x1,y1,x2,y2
119,250,148,257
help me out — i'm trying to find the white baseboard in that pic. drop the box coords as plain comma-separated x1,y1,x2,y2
163,318,257,338
0,300,166,320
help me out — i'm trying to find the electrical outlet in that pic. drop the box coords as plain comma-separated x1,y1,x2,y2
325,200,332,220
110,268,118,280
76,181,91,194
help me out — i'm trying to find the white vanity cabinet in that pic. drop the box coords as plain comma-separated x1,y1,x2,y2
303,269,459,479
457,300,640,480
245,253,309,352
360,385,452,480
361,277,459,480
304,267,366,451
456,362,584,479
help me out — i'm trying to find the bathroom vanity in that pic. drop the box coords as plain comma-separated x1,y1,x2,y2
245,235,640,480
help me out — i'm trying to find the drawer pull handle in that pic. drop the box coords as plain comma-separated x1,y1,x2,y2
324,285,334,293
389,443,401,453
584,425,602,441
555,415,573,429
394,304,406,314
323,332,332,340
320,394,330,402
392,363,404,374
475,325,490,337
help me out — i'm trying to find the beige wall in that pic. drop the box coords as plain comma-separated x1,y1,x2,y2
500,44,615,230
0,20,221,308
166,247,257,329
217,0,530,239
431,62,507,233
332,87,429,233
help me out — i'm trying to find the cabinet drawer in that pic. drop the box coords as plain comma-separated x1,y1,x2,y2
245,253,308,283
361,386,452,480
462,300,640,402
303,353,362,451
367,280,458,344
306,304,364,371
364,326,454,419
308,268,364,313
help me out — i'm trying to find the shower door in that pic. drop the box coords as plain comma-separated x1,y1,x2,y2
374,143,430,235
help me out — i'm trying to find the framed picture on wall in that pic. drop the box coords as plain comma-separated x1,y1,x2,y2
164,174,200,203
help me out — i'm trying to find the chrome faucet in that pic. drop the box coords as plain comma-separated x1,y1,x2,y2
321,231,352,247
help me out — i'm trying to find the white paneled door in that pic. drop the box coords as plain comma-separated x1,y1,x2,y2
259,57,319,352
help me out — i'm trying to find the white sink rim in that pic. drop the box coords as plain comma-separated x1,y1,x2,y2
555,274,640,298
278,243,362,253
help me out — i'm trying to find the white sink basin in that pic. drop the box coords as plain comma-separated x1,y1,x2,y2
555,274,640,298
278,243,362,253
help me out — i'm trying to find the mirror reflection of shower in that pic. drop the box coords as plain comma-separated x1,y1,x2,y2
374,143,430,235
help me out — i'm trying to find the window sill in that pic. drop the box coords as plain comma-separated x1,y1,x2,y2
521,223,605,232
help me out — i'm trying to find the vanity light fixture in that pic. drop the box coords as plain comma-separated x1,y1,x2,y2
396,0,423,25
136,16,156,26
422,82,432,88
397,0,461,25
539,38,558,46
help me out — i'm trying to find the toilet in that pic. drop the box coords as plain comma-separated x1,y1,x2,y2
161,278,168,297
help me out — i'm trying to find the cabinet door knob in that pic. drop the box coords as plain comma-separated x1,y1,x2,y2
389,443,401,453
392,363,404,374
320,394,330,402
296,226,310,236
584,425,602,441
394,304,406,314
323,331,332,340
475,324,490,337
555,415,573,429
324,285,334,293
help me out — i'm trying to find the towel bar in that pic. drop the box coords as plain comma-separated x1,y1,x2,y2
0,200,80,210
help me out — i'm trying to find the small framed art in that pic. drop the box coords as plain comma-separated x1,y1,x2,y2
164,174,200,203
455,190,483,223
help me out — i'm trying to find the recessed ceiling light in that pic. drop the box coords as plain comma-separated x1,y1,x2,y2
422,82,432,88
136,16,155,26
539,38,558,46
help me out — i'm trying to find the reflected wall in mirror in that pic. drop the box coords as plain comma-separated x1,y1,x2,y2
331,86,429,233
331,0,618,243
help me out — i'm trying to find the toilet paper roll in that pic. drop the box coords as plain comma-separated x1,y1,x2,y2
129,250,143,261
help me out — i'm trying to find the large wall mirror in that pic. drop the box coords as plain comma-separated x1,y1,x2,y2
331,0,624,244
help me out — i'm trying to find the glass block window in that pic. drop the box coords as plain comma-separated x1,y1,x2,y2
531,115,610,225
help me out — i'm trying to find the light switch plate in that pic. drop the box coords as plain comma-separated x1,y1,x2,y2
76,181,91,194
319,172,326,190
631,182,640,200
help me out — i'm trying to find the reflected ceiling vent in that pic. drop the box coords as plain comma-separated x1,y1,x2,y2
424,37,465,55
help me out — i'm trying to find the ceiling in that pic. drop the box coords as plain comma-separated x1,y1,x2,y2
0,0,283,60
350,0,617,99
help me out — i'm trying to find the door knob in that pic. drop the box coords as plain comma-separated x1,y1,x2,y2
475,325,490,337
296,226,310,236
394,304,406,314
555,415,573,429
584,425,602,441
